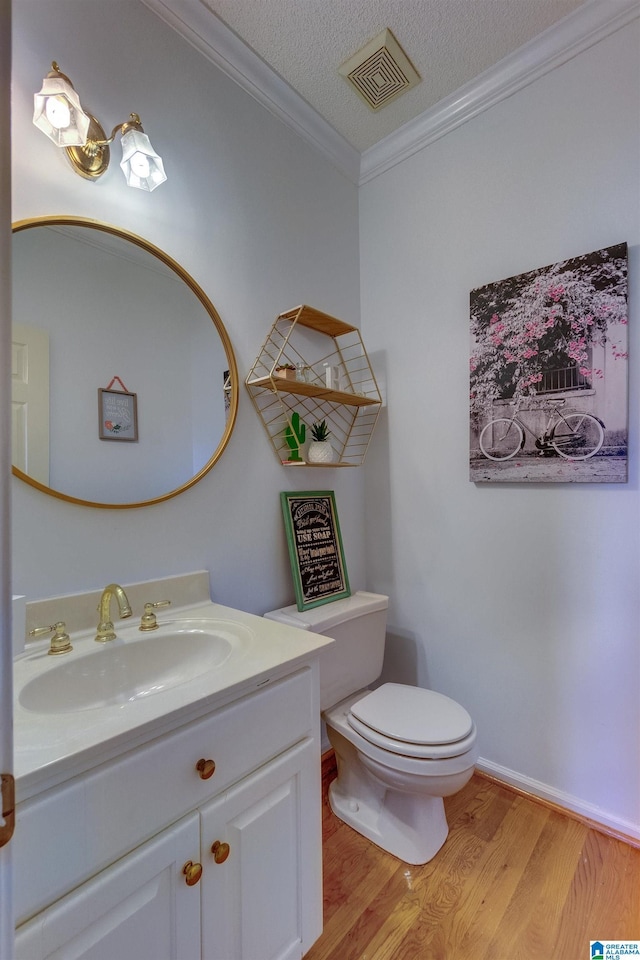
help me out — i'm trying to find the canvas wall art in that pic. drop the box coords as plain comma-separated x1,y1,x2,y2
469,243,628,483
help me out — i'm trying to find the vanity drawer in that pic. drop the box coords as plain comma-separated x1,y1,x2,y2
14,665,317,924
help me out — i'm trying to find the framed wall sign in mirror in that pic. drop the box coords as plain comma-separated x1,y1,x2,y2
11,216,238,508
98,387,139,442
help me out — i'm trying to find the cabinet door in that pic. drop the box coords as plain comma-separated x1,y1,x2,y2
15,813,201,960
200,738,322,960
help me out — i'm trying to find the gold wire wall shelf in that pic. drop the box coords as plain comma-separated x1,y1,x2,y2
245,305,382,466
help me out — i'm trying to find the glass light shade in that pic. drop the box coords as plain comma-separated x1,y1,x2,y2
119,128,167,192
33,76,90,147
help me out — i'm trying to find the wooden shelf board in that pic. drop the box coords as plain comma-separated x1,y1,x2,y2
278,305,357,338
247,376,379,407
281,460,359,467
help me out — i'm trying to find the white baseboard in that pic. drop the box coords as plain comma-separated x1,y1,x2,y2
477,757,640,844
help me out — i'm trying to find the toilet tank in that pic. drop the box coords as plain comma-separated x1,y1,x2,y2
264,592,388,711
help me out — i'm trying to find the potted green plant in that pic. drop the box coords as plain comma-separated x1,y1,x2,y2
307,420,334,463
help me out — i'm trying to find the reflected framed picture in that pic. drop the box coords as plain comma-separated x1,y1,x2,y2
98,388,138,441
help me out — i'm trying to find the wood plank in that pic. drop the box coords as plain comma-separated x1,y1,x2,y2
278,305,357,338
246,374,379,406
305,769,640,960
430,796,549,959
477,810,586,960
309,839,399,959
554,828,640,948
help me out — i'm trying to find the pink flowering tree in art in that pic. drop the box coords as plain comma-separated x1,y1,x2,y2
470,244,627,417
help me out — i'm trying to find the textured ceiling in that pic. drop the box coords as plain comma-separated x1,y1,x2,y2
199,0,586,151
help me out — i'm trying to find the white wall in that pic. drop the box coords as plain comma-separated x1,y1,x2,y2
11,0,365,614
360,18,640,836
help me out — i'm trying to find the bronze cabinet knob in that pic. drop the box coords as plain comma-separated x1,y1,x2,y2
182,860,203,886
196,758,216,780
211,841,230,864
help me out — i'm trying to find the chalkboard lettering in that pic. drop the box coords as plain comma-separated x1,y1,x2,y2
280,491,351,611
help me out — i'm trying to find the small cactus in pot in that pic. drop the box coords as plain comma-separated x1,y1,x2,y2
307,420,334,463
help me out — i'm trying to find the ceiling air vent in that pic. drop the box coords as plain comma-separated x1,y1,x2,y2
339,28,421,111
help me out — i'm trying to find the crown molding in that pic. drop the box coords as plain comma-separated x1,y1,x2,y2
142,0,640,188
360,0,640,184
139,0,361,183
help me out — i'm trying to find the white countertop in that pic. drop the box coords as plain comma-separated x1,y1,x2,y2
14,600,333,802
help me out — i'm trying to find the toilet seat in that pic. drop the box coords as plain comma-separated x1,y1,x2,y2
347,683,476,760
325,691,478,778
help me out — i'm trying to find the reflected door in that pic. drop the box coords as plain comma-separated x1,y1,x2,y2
11,323,49,486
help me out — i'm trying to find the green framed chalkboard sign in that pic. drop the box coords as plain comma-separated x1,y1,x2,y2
280,491,351,611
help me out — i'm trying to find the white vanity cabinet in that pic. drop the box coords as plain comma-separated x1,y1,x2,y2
14,664,323,960
200,738,317,960
15,813,202,960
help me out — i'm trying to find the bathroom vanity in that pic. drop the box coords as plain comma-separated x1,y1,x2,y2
12,578,332,960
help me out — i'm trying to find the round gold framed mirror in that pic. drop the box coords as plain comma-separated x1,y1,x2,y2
12,216,238,508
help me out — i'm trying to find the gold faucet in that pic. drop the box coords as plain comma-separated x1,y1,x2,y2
95,583,133,642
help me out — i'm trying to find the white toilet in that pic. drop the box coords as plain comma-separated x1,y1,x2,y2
264,592,478,864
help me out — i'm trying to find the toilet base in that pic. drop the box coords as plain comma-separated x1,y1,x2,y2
324,690,477,864
328,775,449,865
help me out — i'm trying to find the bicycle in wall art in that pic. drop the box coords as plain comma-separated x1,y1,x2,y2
469,242,628,483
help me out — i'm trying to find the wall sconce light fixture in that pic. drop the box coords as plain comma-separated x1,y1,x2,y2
33,62,167,192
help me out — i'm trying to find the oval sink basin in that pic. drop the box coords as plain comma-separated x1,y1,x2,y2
19,620,251,714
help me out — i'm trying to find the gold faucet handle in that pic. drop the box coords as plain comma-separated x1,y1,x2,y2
139,600,171,631
29,621,73,656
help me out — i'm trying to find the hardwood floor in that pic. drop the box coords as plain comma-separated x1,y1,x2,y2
305,758,640,960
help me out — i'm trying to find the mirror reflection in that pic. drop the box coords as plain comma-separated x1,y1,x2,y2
12,218,237,507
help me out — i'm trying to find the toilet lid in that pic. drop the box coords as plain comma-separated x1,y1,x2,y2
349,683,474,755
